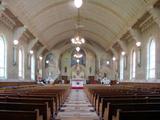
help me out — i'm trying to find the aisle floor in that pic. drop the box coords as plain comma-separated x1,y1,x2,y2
56,89,99,120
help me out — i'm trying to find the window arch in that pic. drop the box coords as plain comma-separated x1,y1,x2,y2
130,49,136,80
18,47,24,79
120,55,124,81
31,54,35,80
0,35,7,79
147,38,155,79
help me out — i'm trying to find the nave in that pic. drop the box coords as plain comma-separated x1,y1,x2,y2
1,0,160,119
0,82,160,120
56,89,99,120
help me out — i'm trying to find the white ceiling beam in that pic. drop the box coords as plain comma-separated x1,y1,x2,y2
110,48,118,59
13,26,26,41
118,40,127,53
28,38,38,51
149,7,160,27
37,46,45,57
129,28,142,42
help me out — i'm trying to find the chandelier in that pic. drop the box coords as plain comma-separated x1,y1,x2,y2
72,0,84,61
71,3,85,45
74,0,83,8
73,52,83,58
71,35,85,45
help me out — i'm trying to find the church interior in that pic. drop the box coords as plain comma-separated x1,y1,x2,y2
0,0,160,120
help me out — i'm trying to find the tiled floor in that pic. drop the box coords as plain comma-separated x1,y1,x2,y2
56,89,99,120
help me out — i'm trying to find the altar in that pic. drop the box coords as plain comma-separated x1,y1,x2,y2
71,78,86,89
70,64,86,89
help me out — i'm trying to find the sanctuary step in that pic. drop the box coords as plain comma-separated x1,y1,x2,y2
56,89,99,120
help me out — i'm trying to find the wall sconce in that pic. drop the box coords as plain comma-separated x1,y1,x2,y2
46,60,49,64
112,57,116,61
13,40,19,45
121,51,126,56
39,56,43,60
30,50,34,54
136,41,141,47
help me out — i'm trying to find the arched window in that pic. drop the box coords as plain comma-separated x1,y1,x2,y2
0,35,6,79
18,47,24,79
130,50,136,80
147,39,155,79
31,55,35,80
120,55,124,81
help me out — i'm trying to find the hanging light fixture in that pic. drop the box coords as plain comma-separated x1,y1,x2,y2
106,61,110,65
71,5,85,45
74,0,83,8
121,51,125,56
76,47,81,52
46,60,49,64
13,40,19,45
74,52,83,58
112,57,116,61
76,59,80,63
71,34,85,45
29,50,33,54
136,41,141,47
39,56,43,60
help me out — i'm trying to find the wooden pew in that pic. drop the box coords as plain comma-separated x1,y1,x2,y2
101,97,160,119
0,109,42,120
84,83,160,120
0,97,54,117
113,110,160,120
0,102,50,120
0,84,71,119
105,102,160,120
0,91,62,113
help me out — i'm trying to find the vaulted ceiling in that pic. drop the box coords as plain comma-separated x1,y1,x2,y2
4,0,158,50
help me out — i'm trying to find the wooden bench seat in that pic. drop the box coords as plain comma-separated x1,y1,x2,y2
105,102,160,120
113,110,160,120
96,94,160,115
0,102,50,120
0,97,55,117
0,84,71,120
0,109,42,120
101,97,160,118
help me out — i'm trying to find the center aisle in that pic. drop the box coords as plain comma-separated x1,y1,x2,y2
56,89,99,120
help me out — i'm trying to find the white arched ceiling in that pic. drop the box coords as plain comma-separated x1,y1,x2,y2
5,0,158,50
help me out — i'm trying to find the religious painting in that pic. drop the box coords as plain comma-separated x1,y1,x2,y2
45,53,55,68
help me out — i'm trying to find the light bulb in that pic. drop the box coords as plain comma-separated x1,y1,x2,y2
74,0,83,8
112,57,116,61
121,51,126,56
39,56,43,60
13,40,19,45
81,38,85,43
46,60,49,64
29,50,33,54
71,38,74,43
76,47,80,52
106,61,110,65
136,41,141,47
77,59,80,63
76,36,79,41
